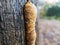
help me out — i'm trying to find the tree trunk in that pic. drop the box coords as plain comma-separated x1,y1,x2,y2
0,0,39,45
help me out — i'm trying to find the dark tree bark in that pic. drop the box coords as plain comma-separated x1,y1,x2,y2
0,0,40,45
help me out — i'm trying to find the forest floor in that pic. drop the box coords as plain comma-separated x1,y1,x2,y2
37,19,60,45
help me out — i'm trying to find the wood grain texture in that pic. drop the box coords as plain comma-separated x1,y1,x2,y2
0,0,39,45
0,0,25,45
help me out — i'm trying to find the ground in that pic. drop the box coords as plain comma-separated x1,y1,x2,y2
37,19,60,45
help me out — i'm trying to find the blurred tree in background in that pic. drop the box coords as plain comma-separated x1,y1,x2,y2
47,6,60,17
45,6,60,20
40,2,60,20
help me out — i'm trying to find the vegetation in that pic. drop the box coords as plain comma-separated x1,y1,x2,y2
40,5,60,20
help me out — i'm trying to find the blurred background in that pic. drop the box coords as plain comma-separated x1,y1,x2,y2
36,0,60,20
34,0,60,45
